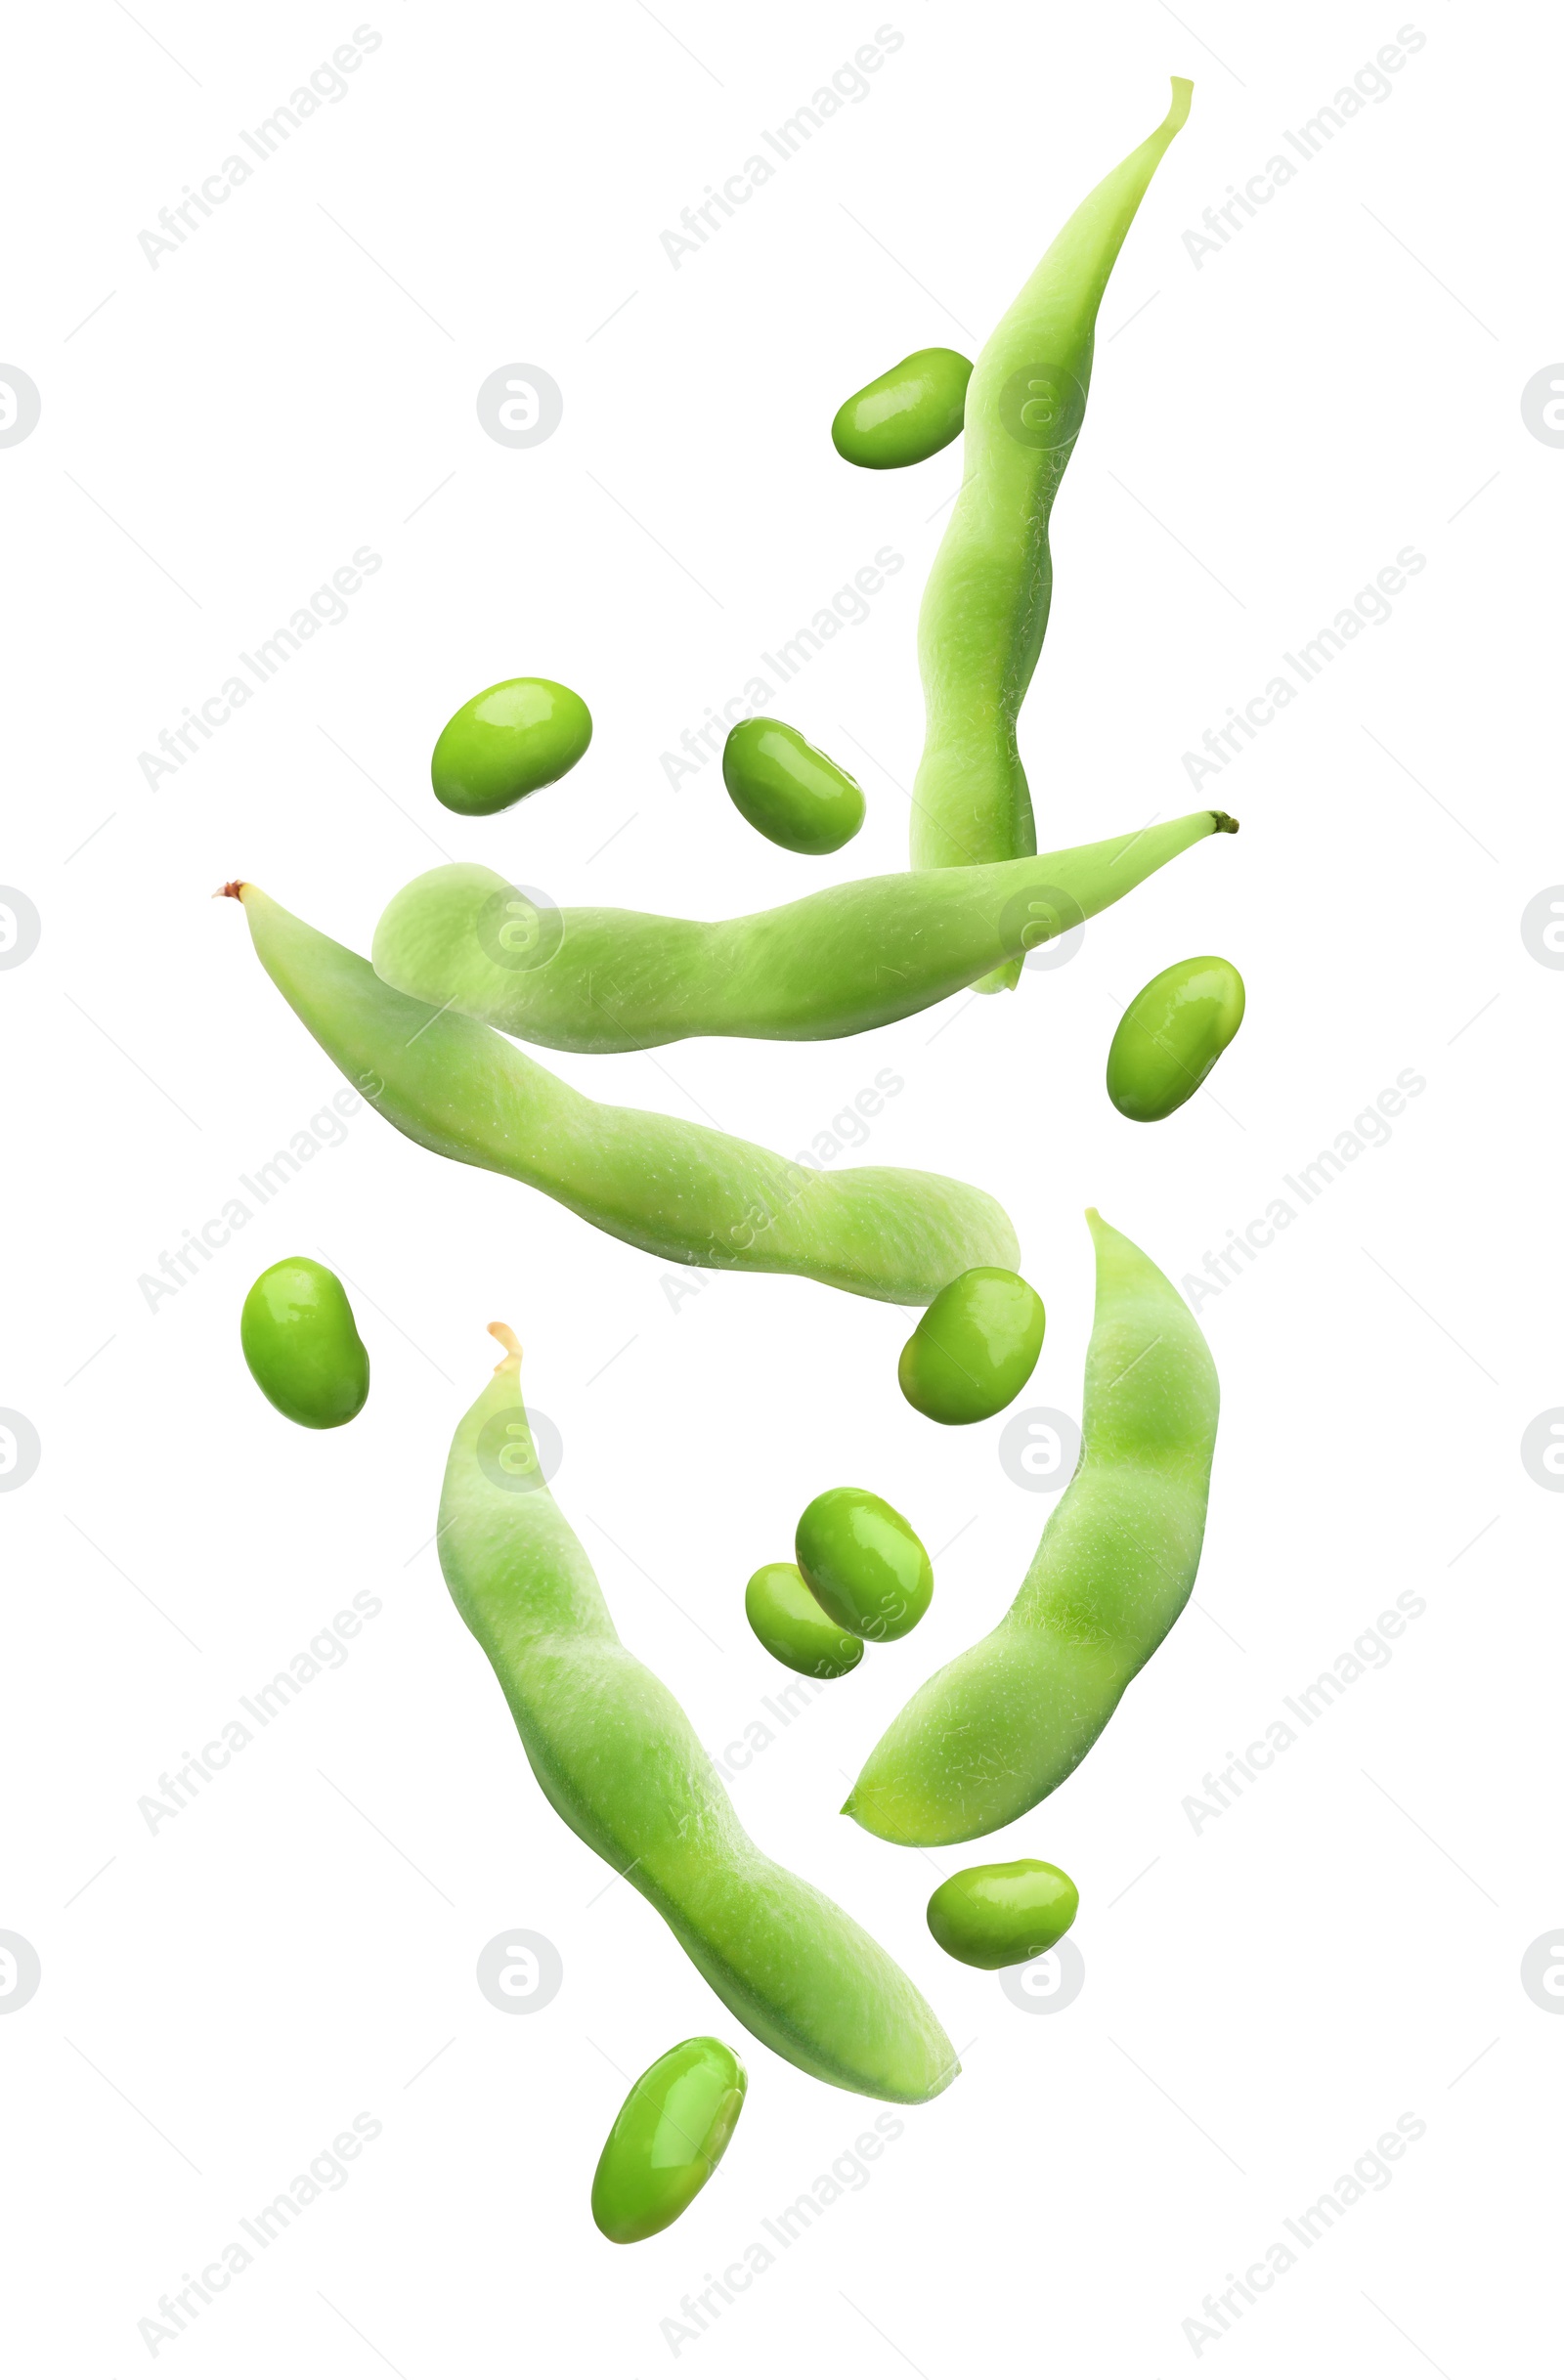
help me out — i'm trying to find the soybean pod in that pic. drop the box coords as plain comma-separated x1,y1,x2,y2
913,80,1193,988
222,885,1018,1306
846,1210,1218,1845
369,809,1235,1054
441,1326,958,2103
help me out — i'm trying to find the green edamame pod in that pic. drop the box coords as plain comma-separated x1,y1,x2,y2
745,1564,863,1679
239,1257,369,1428
591,2037,747,2243
831,347,974,470
224,884,1018,1306
796,1489,933,1643
926,1859,1078,1970
898,1267,1045,1425
846,1210,1218,1844
1107,955,1245,1121
913,80,1194,990
440,1327,958,2103
722,718,865,855
369,809,1236,1054
431,677,592,816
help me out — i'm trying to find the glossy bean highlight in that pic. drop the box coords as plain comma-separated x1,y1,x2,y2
1107,955,1245,1121
832,347,973,469
722,718,865,854
431,676,592,816
591,2038,747,2242
745,1564,863,1679
926,1859,1078,1970
796,1488,933,1643
898,1266,1045,1425
239,1257,369,1428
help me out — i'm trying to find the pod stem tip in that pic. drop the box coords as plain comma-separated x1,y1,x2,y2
488,1320,523,1372
215,880,247,900
1210,811,1239,834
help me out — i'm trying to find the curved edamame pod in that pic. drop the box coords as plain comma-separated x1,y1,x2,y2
441,1327,959,2104
845,1209,1218,1844
223,886,1015,1304
369,809,1235,1054
912,79,1194,988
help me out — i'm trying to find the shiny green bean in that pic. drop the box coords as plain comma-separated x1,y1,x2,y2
745,1564,863,1679
832,347,973,469
796,1488,933,1643
1107,955,1245,1120
722,717,865,854
926,1859,1078,1969
591,2037,747,2243
239,1257,369,1429
898,1266,1045,1425
431,676,592,816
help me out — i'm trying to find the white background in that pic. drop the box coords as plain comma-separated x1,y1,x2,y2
4,0,1556,2370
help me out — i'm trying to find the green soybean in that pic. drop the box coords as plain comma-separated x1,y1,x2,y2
239,1257,369,1429
898,1267,1045,1425
913,81,1193,990
591,2037,747,2243
745,1564,863,1679
926,1859,1078,1970
431,676,592,816
722,717,865,855
832,347,974,470
441,1326,958,2102
846,1210,1218,1844
796,1488,933,1643
369,809,1236,1054
224,884,1017,1306
1107,955,1245,1121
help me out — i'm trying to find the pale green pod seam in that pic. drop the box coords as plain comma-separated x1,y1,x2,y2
441,1328,959,2104
845,1209,1218,1844
223,885,1016,1305
369,808,1235,1054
